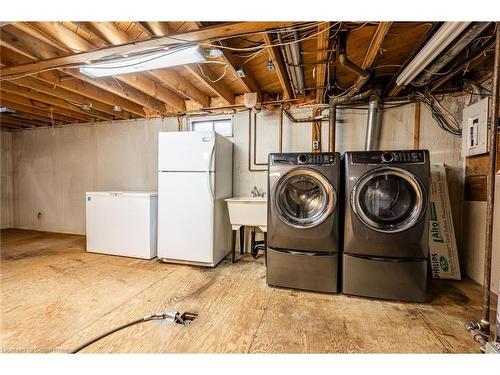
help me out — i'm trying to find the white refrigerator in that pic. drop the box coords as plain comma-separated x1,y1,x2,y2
157,131,233,267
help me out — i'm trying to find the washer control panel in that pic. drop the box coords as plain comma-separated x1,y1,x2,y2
351,150,427,164
270,152,337,166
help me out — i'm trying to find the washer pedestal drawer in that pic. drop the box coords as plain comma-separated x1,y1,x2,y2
343,254,427,302
267,248,339,293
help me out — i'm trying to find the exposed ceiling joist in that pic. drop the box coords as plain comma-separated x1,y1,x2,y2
348,22,392,92
315,22,330,104
1,90,89,122
62,69,164,115
1,81,107,121
86,21,187,111
12,77,128,119
147,69,210,107
143,22,174,36
217,44,261,96
0,99,76,124
263,33,293,99
386,22,439,97
183,64,235,104
5,22,166,115
0,103,64,125
35,70,147,117
0,117,36,128
0,22,297,78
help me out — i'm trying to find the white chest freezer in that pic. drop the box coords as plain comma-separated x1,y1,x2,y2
86,191,158,259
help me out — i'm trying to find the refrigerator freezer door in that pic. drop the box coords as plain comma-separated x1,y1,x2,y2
157,171,215,264
158,131,215,172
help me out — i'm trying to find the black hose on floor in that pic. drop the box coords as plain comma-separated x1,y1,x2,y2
71,313,180,354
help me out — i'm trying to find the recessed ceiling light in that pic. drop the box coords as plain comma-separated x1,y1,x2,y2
113,105,122,112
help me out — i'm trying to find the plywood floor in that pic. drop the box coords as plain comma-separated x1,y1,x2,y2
0,229,496,354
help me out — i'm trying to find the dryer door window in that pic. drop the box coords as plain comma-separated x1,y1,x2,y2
275,168,336,229
352,167,425,233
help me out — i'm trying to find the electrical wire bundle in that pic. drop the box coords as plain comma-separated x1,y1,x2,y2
415,91,462,136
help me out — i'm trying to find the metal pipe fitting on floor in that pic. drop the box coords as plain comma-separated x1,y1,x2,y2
465,322,488,351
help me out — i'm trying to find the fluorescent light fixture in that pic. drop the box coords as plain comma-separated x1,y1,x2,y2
396,22,471,87
80,45,207,78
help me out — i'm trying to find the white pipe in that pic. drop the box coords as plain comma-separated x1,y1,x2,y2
396,22,471,86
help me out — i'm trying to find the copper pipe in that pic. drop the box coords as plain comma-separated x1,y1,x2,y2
279,106,283,153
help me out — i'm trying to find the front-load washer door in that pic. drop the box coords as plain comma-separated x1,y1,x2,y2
351,167,426,233
275,168,336,229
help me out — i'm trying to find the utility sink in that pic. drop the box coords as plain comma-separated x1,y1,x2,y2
225,197,267,228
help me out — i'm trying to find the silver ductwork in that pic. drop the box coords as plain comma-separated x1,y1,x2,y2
364,92,381,151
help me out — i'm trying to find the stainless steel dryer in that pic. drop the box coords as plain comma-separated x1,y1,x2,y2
343,150,430,302
267,152,341,293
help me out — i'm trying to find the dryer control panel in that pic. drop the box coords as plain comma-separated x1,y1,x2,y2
351,150,427,164
270,152,338,166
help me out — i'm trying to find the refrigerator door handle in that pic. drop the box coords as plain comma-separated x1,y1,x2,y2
206,171,215,204
207,141,215,171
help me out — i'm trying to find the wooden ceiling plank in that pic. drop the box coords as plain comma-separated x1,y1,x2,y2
1,91,87,122
361,22,393,70
386,22,439,97
144,22,174,36
0,25,67,61
0,22,298,78
1,81,105,121
183,64,235,104
147,69,210,107
348,22,392,93
115,73,184,111
13,22,74,52
315,22,330,104
263,33,293,99
35,70,146,117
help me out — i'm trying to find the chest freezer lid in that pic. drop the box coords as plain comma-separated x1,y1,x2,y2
86,191,158,197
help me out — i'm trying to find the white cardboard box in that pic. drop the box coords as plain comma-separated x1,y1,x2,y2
429,164,461,280
86,191,158,259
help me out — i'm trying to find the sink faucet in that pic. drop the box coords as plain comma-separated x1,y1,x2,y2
251,186,266,198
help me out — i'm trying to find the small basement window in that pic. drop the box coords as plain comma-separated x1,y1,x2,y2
189,116,233,137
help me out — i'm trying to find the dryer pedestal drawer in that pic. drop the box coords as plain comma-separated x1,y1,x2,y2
267,248,339,293
343,254,427,302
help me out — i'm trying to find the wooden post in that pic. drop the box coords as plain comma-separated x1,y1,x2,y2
413,102,421,149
